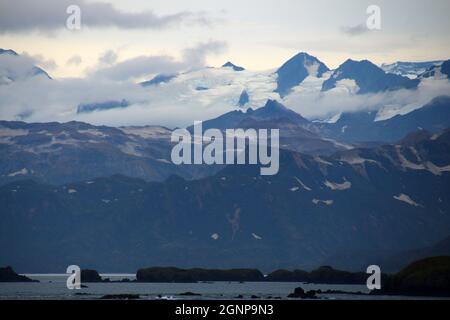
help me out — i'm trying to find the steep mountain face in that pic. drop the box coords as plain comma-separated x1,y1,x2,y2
140,74,177,87
317,96,450,143
275,52,329,97
222,62,245,71
0,121,222,186
0,48,51,85
442,60,450,78
322,59,419,94
381,60,443,78
238,90,249,107
1,129,450,272
189,99,345,155
420,59,450,80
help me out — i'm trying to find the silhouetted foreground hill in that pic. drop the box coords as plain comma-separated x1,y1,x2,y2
0,266,36,282
380,235,450,273
377,256,450,297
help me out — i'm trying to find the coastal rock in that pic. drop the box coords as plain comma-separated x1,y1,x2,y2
81,269,103,282
287,287,318,299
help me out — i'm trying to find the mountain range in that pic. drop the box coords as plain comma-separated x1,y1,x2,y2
3,95,450,187
1,48,450,273
1,48,449,126
1,127,450,272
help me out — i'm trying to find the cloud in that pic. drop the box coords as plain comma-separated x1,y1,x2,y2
66,55,82,66
98,50,118,65
22,52,57,70
0,51,52,82
182,41,228,68
0,0,213,33
341,24,370,36
0,75,236,128
0,41,229,127
91,41,227,81
92,55,181,81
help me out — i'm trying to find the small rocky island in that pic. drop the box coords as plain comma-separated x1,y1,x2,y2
266,265,372,284
81,269,104,282
80,269,132,283
136,267,264,282
0,266,37,282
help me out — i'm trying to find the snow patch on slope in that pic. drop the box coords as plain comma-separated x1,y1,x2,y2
393,194,420,207
211,233,220,240
7,168,28,177
312,199,334,206
324,179,351,191
294,176,312,191
252,233,262,240
395,146,450,175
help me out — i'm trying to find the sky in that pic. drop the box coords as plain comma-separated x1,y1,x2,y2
1,0,450,78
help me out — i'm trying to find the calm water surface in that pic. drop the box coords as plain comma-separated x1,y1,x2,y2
0,275,446,300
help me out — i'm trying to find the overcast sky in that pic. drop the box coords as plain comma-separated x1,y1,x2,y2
1,0,450,78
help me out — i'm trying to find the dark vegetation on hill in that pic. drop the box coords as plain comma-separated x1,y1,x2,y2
376,256,450,297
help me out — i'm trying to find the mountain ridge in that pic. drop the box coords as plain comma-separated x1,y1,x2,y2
322,59,419,94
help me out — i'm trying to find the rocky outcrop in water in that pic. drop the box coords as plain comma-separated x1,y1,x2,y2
287,287,318,299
